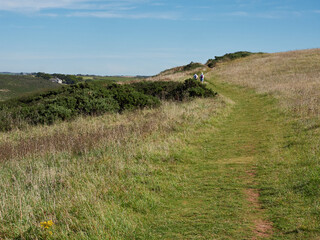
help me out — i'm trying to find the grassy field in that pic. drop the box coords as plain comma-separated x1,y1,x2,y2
1,49,320,239
87,76,145,84
0,75,60,101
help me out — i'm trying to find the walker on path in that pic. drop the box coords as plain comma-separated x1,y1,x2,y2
200,73,204,83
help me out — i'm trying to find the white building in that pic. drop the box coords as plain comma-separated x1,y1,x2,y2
50,78,63,84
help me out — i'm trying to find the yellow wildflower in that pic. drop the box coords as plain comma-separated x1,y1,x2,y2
40,220,54,229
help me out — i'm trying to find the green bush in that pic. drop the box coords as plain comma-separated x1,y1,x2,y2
106,84,160,111
182,62,203,71
206,51,257,68
131,81,182,100
131,79,217,100
0,79,216,131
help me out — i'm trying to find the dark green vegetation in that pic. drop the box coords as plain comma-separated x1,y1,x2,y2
182,62,204,71
156,62,206,76
0,79,216,131
36,72,83,84
131,79,216,100
85,75,146,83
0,74,60,101
206,51,258,68
0,74,147,102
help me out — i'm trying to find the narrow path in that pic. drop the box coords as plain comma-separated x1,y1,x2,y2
150,80,282,239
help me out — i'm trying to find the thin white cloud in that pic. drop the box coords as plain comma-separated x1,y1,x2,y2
0,0,85,11
67,11,178,20
219,10,305,19
315,10,320,14
0,0,178,20
226,11,248,17
0,0,148,12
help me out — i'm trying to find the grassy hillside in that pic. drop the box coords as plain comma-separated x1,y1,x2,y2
210,48,320,118
1,49,320,239
148,51,259,83
205,51,260,68
147,62,208,82
0,75,60,101
209,48,320,239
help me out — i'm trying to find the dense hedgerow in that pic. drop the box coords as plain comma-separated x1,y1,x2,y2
131,79,217,100
0,79,216,131
105,83,161,111
206,51,258,68
182,62,204,72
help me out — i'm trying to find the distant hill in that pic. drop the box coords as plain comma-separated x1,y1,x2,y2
205,51,262,68
159,62,206,76
0,74,60,101
213,48,320,118
148,52,260,82
148,62,208,82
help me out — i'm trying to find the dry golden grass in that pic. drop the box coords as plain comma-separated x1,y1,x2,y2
0,98,224,161
210,48,320,118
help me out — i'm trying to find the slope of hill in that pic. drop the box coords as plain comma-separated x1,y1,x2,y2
147,51,258,83
208,48,320,239
147,62,208,82
0,74,60,101
210,48,320,118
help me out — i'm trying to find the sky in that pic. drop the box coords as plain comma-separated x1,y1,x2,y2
0,0,319,75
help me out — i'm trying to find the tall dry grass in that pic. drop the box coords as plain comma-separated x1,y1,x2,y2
0,97,223,161
0,97,226,239
210,49,320,118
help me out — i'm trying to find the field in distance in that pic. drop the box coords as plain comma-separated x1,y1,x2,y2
0,74,60,101
0,74,147,101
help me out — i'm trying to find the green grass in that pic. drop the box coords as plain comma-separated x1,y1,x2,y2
145,82,276,239
209,80,320,239
144,78,320,239
0,75,60,101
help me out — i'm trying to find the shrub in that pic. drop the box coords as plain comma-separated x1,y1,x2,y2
0,79,216,131
183,62,203,71
206,51,256,68
106,84,160,111
131,81,182,100
131,79,217,100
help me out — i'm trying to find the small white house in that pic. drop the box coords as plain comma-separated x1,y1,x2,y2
50,78,63,84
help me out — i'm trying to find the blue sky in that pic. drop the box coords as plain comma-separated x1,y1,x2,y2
0,0,319,75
